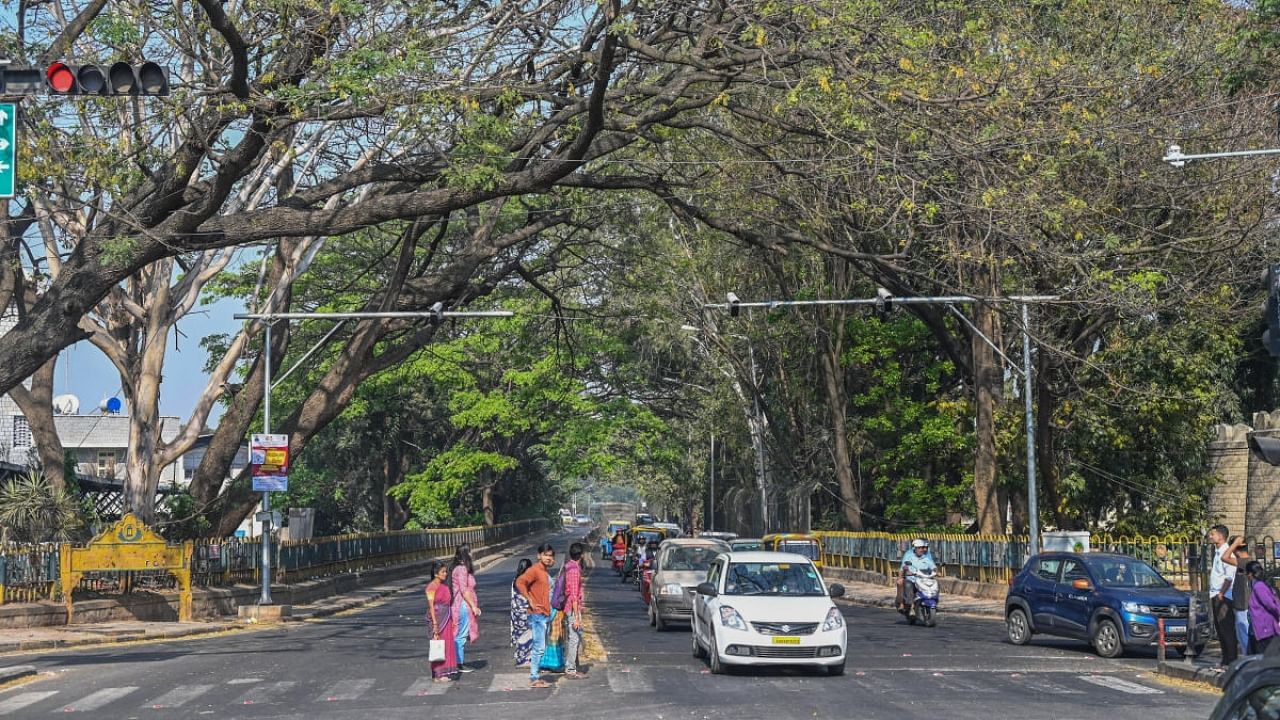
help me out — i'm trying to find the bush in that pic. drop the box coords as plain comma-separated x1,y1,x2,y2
0,473,85,543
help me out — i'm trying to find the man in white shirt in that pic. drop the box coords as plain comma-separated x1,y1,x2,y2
1209,524,1238,666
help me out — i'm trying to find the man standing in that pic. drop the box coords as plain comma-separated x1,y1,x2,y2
1209,525,1239,667
516,544,556,689
1226,537,1256,656
564,542,588,679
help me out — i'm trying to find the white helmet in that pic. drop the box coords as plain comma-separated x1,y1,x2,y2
911,539,929,549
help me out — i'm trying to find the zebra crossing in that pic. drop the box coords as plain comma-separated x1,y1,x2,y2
0,667,1167,715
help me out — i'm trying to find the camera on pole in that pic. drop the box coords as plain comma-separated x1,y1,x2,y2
875,287,894,318
429,301,445,324
727,292,741,318
45,61,169,95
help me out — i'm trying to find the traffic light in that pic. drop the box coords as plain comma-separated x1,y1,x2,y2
1249,433,1280,466
45,61,169,96
1264,263,1280,357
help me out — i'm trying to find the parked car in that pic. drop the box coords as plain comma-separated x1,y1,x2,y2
1004,552,1209,658
730,538,763,552
1210,655,1280,720
646,538,731,629
691,551,846,675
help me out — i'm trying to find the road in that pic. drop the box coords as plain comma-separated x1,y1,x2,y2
0,529,1219,719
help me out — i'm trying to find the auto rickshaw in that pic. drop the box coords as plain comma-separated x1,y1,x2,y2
762,532,824,568
623,526,669,584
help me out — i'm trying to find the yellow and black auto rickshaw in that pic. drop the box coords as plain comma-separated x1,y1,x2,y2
623,525,669,582
762,533,824,568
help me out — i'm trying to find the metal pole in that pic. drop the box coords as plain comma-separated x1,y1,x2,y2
709,434,715,532
1022,303,1039,556
749,341,768,535
260,322,273,605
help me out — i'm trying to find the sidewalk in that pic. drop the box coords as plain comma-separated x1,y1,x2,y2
0,527,567,658
836,579,1004,618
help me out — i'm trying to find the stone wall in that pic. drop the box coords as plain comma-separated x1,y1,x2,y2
1208,410,1280,540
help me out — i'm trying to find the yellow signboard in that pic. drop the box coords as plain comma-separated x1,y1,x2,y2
60,513,193,622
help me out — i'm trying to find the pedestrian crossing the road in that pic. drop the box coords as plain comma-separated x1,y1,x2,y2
0,667,1169,715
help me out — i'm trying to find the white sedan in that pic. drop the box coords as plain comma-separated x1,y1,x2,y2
691,551,847,675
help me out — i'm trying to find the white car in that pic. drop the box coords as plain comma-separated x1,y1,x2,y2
691,551,846,675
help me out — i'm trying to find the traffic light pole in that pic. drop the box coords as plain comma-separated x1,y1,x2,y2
706,293,1058,555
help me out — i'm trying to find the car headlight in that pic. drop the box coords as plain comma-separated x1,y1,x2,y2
1121,602,1153,614
660,583,684,596
719,606,748,631
822,607,844,631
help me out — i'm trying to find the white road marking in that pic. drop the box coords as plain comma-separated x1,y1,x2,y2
1077,675,1163,695
930,673,997,693
607,668,654,693
1007,676,1084,694
0,691,57,715
142,684,215,708
318,678,375,702
403,676,452,696
489,673,536,692
226,678,261,685
55,686,138,712
232,681,296,705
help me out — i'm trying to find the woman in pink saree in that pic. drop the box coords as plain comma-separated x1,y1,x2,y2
450,544,481,671
425,561,459,681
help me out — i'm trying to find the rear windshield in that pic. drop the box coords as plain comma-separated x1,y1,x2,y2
778,540,820,560
661,546,718,572
724,562,825,596
731,541,762,551
1084,557,1171,589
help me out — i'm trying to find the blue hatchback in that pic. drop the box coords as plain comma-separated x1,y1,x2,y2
1004,552,1210,658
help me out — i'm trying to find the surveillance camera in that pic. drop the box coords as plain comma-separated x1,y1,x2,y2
875,287,893,315
726,292,741,318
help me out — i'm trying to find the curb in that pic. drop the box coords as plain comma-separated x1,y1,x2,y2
1157,660,1224,690
0,665,35,684
0,623,239,654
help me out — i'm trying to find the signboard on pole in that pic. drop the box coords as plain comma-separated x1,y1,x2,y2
251,433,289,492
0,103,15,198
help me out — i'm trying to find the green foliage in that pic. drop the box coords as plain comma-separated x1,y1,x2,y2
0,474,85,543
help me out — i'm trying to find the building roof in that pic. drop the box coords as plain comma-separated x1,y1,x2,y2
54,415,180,449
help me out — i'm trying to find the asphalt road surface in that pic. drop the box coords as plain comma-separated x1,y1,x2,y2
0,529,1219,719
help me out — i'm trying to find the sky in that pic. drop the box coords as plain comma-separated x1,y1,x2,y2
52,296,243,426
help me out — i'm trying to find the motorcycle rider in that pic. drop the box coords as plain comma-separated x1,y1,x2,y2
897,539,939,618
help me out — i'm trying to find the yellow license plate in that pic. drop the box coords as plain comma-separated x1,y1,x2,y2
772,636,801,645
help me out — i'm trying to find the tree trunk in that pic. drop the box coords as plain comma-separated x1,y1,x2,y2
819,341,862,530
8,357,66,494
482,483,496,527
971,269,1002,534
1036,352,1070,529
123,261,173,524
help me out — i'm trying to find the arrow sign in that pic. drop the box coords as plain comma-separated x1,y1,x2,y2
0,104,13,198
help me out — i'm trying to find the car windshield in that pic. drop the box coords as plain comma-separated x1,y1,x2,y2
731,541,762,551
724,562,825,596
778,540,820,560
1085,557,1171,588
662,546,717,572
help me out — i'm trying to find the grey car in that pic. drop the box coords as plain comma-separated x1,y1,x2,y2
648,538,730,630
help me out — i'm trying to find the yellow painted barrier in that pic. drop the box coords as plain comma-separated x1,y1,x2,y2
60,513,193,623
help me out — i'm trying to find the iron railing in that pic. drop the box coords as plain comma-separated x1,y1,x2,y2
0,518,554,605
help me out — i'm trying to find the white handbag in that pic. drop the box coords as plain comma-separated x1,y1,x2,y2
429,638,446,662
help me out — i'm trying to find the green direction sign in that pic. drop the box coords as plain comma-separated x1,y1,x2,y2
0,103,13,198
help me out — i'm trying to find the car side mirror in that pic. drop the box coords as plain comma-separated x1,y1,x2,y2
1072,578,1093,591
696,582,718,597
828,583,845,598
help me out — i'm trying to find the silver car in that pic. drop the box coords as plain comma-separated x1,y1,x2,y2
648,538,730,630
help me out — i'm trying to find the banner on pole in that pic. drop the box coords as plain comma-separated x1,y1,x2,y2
251,433,289,492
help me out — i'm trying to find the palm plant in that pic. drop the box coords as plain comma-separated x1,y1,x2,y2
0,473,84,544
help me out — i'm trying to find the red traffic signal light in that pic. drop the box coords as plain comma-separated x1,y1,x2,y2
46,62,75,94
45,61,169,96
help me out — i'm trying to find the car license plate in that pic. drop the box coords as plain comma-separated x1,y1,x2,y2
1164,623,1186,634
772,636,801,645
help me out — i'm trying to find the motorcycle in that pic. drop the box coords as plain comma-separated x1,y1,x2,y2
904,568,940,627
612,547,626,575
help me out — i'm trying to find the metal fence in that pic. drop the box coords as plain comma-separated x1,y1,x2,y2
817,531,1211,588
817,532,1030,584
0,518,554,605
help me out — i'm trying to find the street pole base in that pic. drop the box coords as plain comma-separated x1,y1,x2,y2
238,604,293,622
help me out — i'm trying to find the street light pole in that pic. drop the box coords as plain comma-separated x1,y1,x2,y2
260,321,273,605
709,434,715,532
1022,303,1039,556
